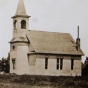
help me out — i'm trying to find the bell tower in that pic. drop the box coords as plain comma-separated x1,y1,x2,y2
12,0,31,38
10,0,30,75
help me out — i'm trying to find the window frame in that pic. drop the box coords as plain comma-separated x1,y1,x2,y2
57,58,59,69
45,58,48,69
71,59,74,70
60,58,63,70
56,57,63,70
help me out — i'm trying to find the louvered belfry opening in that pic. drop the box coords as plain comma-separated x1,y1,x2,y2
21,20,26,29
14,20,17,29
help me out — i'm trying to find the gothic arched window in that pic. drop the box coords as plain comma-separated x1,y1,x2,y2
21,20,26,29
14,20,17,29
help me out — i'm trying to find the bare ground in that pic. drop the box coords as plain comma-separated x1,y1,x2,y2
0,82,58,88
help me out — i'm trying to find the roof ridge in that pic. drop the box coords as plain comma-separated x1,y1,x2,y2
29,30,70,34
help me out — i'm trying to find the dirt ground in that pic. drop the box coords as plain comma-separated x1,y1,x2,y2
0,82,58,88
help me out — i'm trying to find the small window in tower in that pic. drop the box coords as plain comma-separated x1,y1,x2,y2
14,20,17,29
21,20,26,29
12,58,16,69
12,45,15,50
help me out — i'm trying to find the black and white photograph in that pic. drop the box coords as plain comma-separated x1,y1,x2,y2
0,0,88,88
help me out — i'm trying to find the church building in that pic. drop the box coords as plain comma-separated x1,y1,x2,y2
9,0,84,76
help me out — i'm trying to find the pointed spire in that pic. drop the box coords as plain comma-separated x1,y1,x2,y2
12,0,30,18
16,0,26,15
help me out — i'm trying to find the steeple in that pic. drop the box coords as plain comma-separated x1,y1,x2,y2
12,0,30,18
11,0,31,38
16,0,26,15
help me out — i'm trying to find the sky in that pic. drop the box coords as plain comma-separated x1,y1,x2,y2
0,0,88,62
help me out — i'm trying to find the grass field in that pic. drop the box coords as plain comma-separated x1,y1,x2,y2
0,74,88,88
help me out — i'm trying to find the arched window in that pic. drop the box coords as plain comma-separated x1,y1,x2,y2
21,20,26,29
14,20,17,29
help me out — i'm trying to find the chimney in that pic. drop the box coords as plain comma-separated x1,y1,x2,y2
76,26,80,51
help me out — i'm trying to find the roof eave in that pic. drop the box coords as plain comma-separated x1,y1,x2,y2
9,41,29,43
27,52,84,56
11,15,31,18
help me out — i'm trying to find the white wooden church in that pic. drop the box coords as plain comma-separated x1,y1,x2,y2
9,0,84,76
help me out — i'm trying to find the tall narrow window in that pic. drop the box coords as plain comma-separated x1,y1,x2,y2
57,58,59,69
21,20,26,29
12,59,16,69
71,59,74,70
14,20,17,29
60,58,63,70
45,58,48,69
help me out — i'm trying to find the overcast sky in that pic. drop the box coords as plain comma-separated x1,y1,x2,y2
0,0,88,62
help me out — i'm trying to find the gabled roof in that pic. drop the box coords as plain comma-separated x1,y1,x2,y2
27,30,84,55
